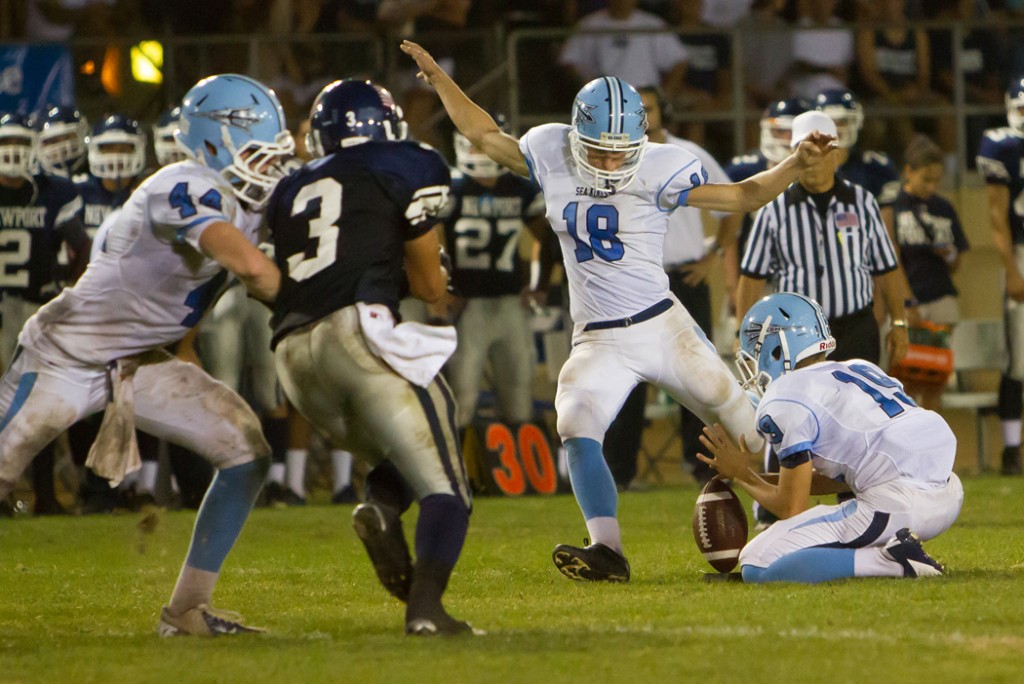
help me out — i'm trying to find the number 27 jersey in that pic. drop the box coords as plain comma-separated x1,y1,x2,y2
519,123,707,324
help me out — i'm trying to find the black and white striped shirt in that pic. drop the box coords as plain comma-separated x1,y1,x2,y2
740,179,899,318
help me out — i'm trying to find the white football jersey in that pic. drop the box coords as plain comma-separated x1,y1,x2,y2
756,360,956,492
21,161,259,366
519,123,706,323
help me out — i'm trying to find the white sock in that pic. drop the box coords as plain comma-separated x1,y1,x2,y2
170,475,180,495
140,461,158,495
331,450,352,492
585,516,623,555
854,547,903,578
1002,420,1021,448
268,462,285,485
286,450,307,497
167,565,219,615
119,470,140,490
557,447,569,481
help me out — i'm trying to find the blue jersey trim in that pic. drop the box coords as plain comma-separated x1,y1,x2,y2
761,396,821,444
778,444,814,463
655,159,700,213
792,499,857,531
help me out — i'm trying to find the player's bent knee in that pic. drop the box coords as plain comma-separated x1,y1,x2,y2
741,564,768,583
555,395,607,442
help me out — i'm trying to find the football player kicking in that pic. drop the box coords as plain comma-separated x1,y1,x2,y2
266,79,478,635
0,73,295,635
401,39,836,583
698,292,963,583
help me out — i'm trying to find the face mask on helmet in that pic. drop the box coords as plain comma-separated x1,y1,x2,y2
453,131,502,178
814,89,863,149
759,99,809,163
306,79,408,158
0,114,36,179
37,106,88,177
1007,78,1024,133
735,292,836,398
87,116,147,180
177,74,295,210
569,77,648,192
153,106,187,166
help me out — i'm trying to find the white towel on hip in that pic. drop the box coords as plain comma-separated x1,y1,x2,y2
85,358,141,487
355,302,457,387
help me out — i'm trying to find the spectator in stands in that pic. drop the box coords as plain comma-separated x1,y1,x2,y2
677,0,732,150
740,0,794,111
892,134,968,410
559,0,689,100
789,0,854,101
855,0,949,158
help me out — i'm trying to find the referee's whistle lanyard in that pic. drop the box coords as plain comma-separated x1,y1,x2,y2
812,200,844,277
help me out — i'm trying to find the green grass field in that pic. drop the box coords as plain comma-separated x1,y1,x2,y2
1,476,1022,684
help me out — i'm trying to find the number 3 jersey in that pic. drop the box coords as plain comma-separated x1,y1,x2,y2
267,140,450,347
441,170,544,297
756,360,955,493
519,123,707,324
20,161,257,366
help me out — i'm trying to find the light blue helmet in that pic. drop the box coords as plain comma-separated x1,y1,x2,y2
736,292,836,398
569,76,648,191
176,74,295,208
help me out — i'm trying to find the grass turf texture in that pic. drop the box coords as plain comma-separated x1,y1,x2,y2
1,476,1021,684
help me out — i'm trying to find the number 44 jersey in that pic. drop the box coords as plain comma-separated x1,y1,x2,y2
267,140,450,347
756,360,956,493
519,123,708,325
20,161,255,366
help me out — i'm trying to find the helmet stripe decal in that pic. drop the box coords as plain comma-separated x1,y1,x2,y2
605,76,621,135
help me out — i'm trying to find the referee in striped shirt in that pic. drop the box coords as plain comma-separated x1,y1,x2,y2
737,111,909,366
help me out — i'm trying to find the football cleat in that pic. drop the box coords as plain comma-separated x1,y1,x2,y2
552,541,631,582
157,604,265,637
405,609,485,637
352,502,413,602
882,528,944,578
331,484,358,504
1001,446,1022,476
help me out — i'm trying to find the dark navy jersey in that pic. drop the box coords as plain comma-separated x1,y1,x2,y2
837,150,900,207
268,140,450,347
976,127,1024,244
0,174,87,303
724,151,768,254
74,175,133,240
893,188,969,304
441,169,544,298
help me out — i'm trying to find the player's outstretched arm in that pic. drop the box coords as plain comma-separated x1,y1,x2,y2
199,221,281,303
401,40,529,177
687,132,838,213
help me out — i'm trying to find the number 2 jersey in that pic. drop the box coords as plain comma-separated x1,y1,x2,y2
756,360,955,493
519,123,707,324
267,140,450,347
20,160,258,366
0,173,87,303
976,126,1024,244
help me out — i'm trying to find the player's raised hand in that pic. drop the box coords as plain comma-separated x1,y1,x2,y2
793,130,838,170
400,40,446,88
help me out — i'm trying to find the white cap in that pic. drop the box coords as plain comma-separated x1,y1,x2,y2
790,111,838,148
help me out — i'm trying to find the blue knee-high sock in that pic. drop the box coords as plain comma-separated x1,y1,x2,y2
185,458,269,572
564,437,617,520
742,547,856,584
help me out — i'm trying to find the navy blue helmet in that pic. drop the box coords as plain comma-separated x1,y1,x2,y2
306,79,407,157
814,88,864,148
760,98,810,164
37,105,89,177
153,104,186,166
86,114,147,180
0,111,37,179
1007,76,1024,133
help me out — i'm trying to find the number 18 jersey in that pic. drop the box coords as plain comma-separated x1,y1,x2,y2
756,360,955,493
519,123,707,324
20,161,254,366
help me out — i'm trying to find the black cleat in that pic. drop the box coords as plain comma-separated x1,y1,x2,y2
552,541,630,582
352,502,413,602
405,610,485,637
883,528,943,578
1001,447,1022,476
331,484,358,505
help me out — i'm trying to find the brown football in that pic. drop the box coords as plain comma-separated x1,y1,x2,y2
692,477,748,573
